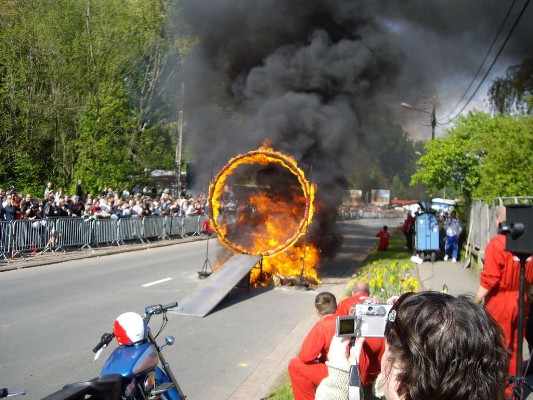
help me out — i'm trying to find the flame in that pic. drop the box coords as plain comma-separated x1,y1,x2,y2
208,144,320,285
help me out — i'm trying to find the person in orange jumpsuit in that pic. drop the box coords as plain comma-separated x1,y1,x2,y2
336,281,385,390
475,206,533,392
376,226,390,251
288,292,337,400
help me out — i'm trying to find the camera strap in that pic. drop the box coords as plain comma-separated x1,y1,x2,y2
348,363,363,400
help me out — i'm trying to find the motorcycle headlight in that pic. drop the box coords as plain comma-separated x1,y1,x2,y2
143,371,156,394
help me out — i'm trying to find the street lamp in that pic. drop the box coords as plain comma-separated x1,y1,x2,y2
401,92,437,140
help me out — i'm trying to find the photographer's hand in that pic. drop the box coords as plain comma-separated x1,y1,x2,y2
327,336,352,370
349,337,365,365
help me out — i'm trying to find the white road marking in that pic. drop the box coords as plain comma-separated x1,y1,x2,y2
142,278,173,287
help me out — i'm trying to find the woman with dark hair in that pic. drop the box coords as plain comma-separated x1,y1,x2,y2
321,291,510,400
377,291,509,400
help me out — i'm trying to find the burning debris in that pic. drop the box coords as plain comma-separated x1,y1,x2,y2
208,143,320,286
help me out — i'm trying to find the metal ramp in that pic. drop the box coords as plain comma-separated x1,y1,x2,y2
172,254,263,317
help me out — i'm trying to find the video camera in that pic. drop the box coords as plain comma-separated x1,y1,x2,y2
336,302,392,338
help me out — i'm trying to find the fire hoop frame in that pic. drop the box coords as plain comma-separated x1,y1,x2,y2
207,147,315,257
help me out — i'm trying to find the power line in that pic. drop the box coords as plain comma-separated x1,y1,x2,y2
438,0,519,123
441,0,531,123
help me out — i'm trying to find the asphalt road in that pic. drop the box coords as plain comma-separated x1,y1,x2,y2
0,218,401,399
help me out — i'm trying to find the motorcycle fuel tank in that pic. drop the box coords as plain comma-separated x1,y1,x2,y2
102,341,158,378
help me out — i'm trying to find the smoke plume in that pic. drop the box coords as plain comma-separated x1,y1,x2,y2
179,0,532,255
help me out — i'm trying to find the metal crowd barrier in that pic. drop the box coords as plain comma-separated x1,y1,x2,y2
93,218,120,247
117,218,145,245
167,216,185,238
337,209,404,221
182,215,203,236
0,215,211,262
0,221,12,261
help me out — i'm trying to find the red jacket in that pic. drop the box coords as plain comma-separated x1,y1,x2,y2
298,313,337,364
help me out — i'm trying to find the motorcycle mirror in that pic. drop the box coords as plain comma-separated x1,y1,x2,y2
166,336,175,346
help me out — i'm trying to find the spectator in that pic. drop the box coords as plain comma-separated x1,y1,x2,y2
335,281,384,395
57,199,70,217
401,211,414,252
75,179,84,201
325,292,509,400
376,225,390,251
99,196,111,214
42,193,58,218
20,193,33,217
184,200,197,216
132,200,144,218
54,187,64,203
376,291,509,400
151,201,162,216
44,181,53,198
288,292,337,400
85,193,93,207
69,195,84,217
443,210,462,262
25,200,42,220
12,193,24,220
475,206,533,392
1,195,20,221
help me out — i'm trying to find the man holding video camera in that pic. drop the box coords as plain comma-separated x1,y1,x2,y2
288,292,338,400
336,281,385,395
475,206,533,391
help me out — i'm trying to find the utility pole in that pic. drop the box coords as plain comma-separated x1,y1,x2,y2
431,91,437,140
175,83,184,195
401,90,437,140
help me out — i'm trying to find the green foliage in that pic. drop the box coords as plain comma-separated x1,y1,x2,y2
411,111,533,202
489,54,533,115
0,0,195,195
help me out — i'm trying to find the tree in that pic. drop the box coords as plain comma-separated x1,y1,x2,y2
0,1,194,195
411,111,533,203
488,54,533,115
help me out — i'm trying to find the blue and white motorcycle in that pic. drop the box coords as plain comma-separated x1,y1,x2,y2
92,302,186,400
44,302,185,400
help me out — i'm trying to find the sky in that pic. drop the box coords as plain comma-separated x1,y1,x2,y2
178,0,532,193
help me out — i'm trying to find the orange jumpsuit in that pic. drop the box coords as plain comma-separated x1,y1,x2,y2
335,293,385,388
288,313,336,400
480,234,533,378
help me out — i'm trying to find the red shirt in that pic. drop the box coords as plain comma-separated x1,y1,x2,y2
298,313,337,364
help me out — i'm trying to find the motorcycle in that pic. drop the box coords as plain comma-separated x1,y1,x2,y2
43,302,185,400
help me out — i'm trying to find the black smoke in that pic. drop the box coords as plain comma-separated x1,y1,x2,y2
179,0,532,256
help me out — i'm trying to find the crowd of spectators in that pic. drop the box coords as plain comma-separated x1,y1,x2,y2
0,181,208,222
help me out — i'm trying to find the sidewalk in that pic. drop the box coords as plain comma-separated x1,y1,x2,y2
415,259,480,295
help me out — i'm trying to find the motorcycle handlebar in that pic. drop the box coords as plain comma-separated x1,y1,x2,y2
144,302,178,316
92,332,115,353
